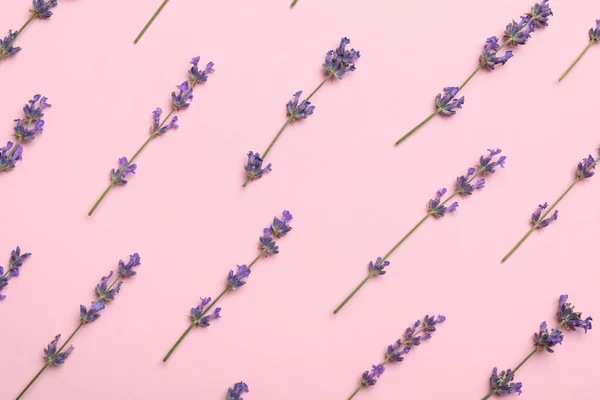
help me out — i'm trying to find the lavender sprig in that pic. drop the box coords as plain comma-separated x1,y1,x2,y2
558,20,600,81
242,37,360,188
87,57,214,216
0,0,58,64
133,0,170,44
0,246,31,300
227,381,250,400
346,315,445,399
162,211,293,363
395,0,552,146
1,95,51,172
481,295,591,399
15,253,141,400
501,150,599,263
333,150,505,315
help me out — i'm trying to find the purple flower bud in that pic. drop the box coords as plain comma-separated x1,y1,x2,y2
527,0,553,27
0,141,23,171
534,321,563,353
188,56,215,85
287,91,315,120
244,151,271,181
531,202,558,229
111,157,137,184
386,342,410,362
0,30,21,59
504,17,535,46
264,211,293,238
95,271,123,302
557,294,593,333
589,20,600,42
323,37,360,79
199,308,221,327
227,382,249,400
43,334,74,366
23,95,51,123
80,300,105,323
227,265,251,289
190,297,212,320
489,368,523,395
435,87,465,116
118,253,141,277
259,235,279,256
480,149,506,173
0,246,31,299
368,257,389,276
480,37,513,70
30,0,58,19
171,81,194,110
427,188,457,218
361,364,385,386
576,155,596,179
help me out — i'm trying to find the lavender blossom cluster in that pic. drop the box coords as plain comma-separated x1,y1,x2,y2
0,247,31,300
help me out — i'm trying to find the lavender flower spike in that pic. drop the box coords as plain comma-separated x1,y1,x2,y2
228,381,250,400
1,95,51,172
347,315,445,400
242,37,359,188
16,253,141,400
481,295,591,400
396,1,552,146
501,150,599,263
0,246,32,300
163,211,293,363
0,0,59,64
88,57,213,216
334,150,505,315
559,19,600,81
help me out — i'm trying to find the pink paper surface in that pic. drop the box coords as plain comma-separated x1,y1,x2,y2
1,0,599,399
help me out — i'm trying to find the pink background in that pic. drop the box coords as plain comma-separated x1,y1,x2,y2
1,0,599,399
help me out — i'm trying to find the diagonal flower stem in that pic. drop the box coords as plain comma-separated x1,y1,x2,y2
242,72,334,188
290,0,299,7
133,0,170,44
501,156,600,263
481,322,565,400
333,167,486,314
87,110,175,216
396,20,532,146
162,250,266,362
558,41,595,82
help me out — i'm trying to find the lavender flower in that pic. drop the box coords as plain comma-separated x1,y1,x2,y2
227,381,250,400
576,155,596,179
111,157,137,184
559,19,600,81
243,38,359,188
43,335,74,366
0,31,21,60
531,203,558,229
396,1,552,146
0,246,31,300
16,253,140,399
435,87,465,116
534,321,563,353
368,257,389,276
227,265,251,289
502,150,599,263
118,253,142,277
324,37,361,79
89,57,213,216
31,0,58,19
482,295,592,399
489,368,523,396
287,91,315,120
335,150,505,315
244,151,271,182
163,211,293,363
189,57,215,85
1,95,51,172
557,294,593,332
349,316,445,399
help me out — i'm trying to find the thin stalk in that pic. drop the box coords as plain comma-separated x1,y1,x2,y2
134,0,170,44
290,0,299,6
13,15,36,41
87,110,174,216
395,110,439,145
501,178,580,263
242,73,333,188
16,323,83,400
347,386,361,400
163,250,266,362
334,167,485,314
558,41,595,82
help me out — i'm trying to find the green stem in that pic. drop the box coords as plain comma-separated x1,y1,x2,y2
133,0,170,44
15,364,48,400
88,182,115,216
333,273,374,315
501,178,580,263
395,110,439,145
347,386,362,400
163,250,266,361
458,65,483,90
242,74,333,188
381,213,432,261
290,0,299,6
16,322,84,399
558,41,596,82
13,15,36,42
